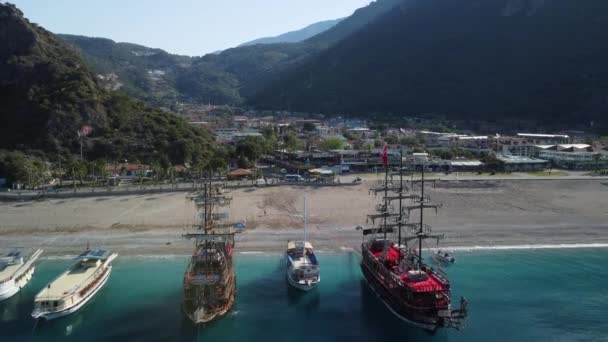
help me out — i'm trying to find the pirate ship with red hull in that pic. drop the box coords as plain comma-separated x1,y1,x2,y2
359,148,468,332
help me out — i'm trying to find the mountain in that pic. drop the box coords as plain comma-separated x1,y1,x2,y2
0,3,216,164
58,0,404,107
239,18,343,47
59,34,193,109
251,0,608,130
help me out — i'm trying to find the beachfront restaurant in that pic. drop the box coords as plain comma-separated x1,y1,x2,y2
496,154,548,172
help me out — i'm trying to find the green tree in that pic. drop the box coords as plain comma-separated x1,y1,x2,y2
0,150,29,186
283,132,302,152
150,160,163,185
71,160,89,186
592,153,602,174
480,153,504,173
237,156,250,169
319,137,345,151
384,134,399,145
93,160,107,178
400,136,418,147
236,137,264,162
302,122,316,132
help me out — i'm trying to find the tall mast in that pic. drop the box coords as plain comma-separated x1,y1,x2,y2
398,149,403,248
383,162,389,240
203,181,208,232
304,194,308,243
418,166,425,269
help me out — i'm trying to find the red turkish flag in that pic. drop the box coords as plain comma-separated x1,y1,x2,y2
79,125,94,137
382,144,388,168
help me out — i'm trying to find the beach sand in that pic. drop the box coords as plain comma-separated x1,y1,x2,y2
1,179,607,255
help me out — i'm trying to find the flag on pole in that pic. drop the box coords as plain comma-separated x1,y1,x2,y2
78,125,94,138
382,144,388,168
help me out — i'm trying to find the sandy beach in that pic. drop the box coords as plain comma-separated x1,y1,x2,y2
1,178,607,256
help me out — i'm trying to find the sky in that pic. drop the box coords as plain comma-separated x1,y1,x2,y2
10,0,371,56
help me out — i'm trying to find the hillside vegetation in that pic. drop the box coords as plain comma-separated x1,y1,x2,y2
57,0,404,107
252,0,608,130
0,3,216,166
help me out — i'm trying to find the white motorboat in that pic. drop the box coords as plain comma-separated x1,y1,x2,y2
0,249,43,301
32,249,117,320
286,195,320,291
433,250,456,264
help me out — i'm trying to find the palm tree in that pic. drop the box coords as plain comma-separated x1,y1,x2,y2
592,153,602,174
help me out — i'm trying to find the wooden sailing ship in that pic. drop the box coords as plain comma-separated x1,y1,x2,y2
183,179,236,324
359,148,468,332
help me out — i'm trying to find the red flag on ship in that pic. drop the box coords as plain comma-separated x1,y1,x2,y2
226,242,232,256
382,144,388,168
78,125,94,137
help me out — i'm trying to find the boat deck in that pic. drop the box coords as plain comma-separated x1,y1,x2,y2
290,255,313,268
370,245,446,293
36,263,99,300
0,263,21,281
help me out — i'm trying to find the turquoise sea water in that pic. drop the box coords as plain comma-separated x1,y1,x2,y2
1,248,608,342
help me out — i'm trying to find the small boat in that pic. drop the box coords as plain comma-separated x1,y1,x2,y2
433,250,456,264
0,249,43,301
286,195,320,291
32,249,117,320
286,241,320,291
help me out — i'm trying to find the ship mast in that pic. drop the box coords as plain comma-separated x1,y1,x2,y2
304,194,308,243
398,163,443,270
383,162,389,240
398,149,403,249
418,166,425,269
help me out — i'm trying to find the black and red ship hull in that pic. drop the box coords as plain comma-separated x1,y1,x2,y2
360,261,447,332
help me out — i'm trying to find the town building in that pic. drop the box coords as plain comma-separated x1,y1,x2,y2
516,133,570,145
496,154,548,172
537,146,607,170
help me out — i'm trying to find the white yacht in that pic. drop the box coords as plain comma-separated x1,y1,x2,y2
286,241,320,291
285,195,320,291
32,249,117,320
0,249,43,301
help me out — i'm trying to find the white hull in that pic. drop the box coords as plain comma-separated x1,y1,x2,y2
0,265,35,301
286,272,319,292
33,266,112,321
0,249,42,302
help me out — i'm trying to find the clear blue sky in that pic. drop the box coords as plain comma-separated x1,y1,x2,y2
10,0,371,56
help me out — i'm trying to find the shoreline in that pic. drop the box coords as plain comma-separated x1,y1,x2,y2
33,243,608,260
2,179,607,256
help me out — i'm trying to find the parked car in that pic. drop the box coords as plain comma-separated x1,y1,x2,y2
284,174,305,182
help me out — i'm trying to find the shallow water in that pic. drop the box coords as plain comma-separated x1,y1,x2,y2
1,248,607,341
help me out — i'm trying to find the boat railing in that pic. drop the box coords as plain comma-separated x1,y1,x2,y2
63,255,115,298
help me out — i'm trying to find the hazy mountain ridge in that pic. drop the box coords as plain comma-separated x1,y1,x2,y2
57,0,405,107
239,18,343,47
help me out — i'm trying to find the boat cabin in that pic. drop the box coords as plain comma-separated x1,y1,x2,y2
287,241,319,282
33,249,112,313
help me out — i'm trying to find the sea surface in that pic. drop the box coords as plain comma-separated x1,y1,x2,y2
1,248,608,342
